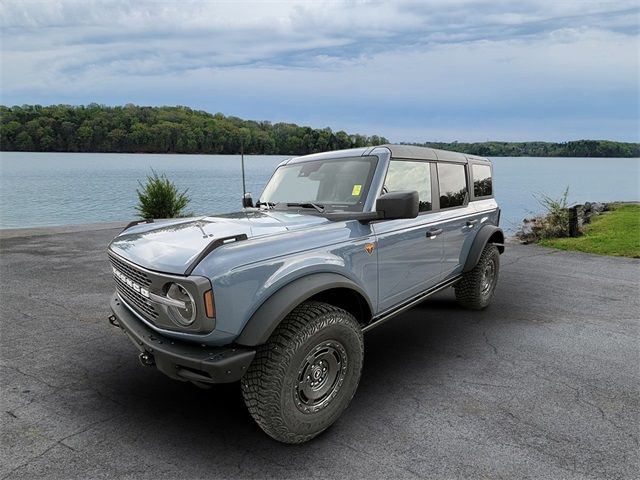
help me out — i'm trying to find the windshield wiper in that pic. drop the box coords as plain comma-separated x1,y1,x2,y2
286,202,325,213
255,201,277,209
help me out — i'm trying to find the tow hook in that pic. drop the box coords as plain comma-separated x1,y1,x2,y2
138,352,156,367
108,315,120,328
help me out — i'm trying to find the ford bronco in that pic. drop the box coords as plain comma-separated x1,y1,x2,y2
107,144,503,443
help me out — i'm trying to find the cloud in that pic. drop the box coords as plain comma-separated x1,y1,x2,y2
1,0,638,141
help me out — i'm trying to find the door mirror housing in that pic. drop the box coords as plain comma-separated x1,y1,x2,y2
242,193,254,208
376,190,419,220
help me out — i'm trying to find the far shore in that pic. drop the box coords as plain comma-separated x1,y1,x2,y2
1,150,639,159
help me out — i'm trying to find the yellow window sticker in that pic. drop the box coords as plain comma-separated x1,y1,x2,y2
352,184,362,196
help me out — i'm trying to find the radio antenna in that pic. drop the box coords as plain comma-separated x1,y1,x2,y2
241,139,247,196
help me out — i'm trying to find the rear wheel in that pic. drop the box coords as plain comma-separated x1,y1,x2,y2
241,301,364,444
455,244,500,310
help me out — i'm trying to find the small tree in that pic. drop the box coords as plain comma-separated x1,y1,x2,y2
135,170,190,219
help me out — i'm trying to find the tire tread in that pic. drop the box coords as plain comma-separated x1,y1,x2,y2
241,301,363,444
454,244,500,310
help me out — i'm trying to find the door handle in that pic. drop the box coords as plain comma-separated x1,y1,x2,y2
426,228,443,239
466,219,478,228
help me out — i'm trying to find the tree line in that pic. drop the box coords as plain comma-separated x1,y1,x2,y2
0,104,388,155
1,104,638,157
410,140,639,158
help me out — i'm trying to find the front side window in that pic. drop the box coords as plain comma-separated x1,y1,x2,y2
260,156,377,211
472,164,493,197
437,163,467,208
384,160,432,212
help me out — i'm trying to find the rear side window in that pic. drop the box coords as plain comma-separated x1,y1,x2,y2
384,160,432,211
437,163,467,209
472,164,493,197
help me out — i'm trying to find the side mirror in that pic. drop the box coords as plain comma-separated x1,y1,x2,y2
376,190,419,220
242,193,254,208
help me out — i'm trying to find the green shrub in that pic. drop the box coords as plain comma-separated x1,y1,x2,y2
533,186,570,238
135,170,190,219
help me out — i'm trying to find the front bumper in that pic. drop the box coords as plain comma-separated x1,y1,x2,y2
109,293,255,384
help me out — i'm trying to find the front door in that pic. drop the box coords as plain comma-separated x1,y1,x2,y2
373,160,443,312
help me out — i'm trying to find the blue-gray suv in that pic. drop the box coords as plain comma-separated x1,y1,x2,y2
107,145,504,443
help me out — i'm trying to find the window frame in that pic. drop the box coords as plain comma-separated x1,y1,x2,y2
435,161,470,211
380,158,436,216
469,161,494,200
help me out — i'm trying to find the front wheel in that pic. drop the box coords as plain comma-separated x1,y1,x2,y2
241,301,364,444
455,244,500,310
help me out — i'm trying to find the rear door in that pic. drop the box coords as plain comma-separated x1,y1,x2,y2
372,159,443,312
435,162,480,278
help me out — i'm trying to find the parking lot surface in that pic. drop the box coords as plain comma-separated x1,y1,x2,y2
1,226,638,479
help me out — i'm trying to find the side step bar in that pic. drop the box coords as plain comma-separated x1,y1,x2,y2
363,275,462,333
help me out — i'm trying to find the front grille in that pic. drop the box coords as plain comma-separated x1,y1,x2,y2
109,253,158,319
114,277,158,319
109,254,151,287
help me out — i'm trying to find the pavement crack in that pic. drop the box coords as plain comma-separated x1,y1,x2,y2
329,438,422,479
482,331,499,355
0,363,58,389
462,380,511,389
1,413,123,480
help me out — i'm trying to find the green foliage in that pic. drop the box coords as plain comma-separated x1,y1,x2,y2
0,104,389,155
2,104,637,156
540,203,640,258
135,170,190,219
407,140,640,157
533,186,571,238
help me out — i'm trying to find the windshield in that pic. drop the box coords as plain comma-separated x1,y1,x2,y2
259,156,378,211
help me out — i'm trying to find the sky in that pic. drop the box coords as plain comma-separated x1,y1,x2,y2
1,0,639,142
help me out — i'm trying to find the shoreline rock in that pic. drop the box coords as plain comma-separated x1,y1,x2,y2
515,201,611,244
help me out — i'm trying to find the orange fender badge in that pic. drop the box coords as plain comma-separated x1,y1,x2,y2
364,243,375,255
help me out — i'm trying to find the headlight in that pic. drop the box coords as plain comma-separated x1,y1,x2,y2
166,283,196,326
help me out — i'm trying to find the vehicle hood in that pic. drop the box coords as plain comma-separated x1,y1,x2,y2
108,210,329,274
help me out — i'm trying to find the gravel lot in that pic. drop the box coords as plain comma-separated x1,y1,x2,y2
1,225,638,479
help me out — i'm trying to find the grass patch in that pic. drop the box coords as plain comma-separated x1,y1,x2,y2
539,203,640,258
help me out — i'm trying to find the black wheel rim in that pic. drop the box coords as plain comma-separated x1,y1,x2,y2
294,340,348,414
481,257,497,298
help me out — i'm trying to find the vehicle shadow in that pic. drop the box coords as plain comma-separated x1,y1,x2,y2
99,290,496,461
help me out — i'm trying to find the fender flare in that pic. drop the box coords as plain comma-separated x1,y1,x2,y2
235,272,373,347
462,225,505,273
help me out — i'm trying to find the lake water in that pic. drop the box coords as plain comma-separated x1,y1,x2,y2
1,152,638,232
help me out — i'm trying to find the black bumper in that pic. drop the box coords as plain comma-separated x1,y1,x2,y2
109,293,255,384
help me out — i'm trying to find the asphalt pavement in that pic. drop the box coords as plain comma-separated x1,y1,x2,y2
1,225,638,479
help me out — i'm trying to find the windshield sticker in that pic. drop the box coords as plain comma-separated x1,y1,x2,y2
352,184,362,196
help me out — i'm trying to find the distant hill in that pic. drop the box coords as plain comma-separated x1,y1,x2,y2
406,140,640,158
1,104,638,157
0,104,387,155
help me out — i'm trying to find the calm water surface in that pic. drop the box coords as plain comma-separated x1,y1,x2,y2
1,152,638,231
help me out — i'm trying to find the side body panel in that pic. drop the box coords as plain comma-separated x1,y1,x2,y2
372,214,443,311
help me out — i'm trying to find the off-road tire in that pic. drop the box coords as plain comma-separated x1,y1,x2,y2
455,244,500,310
241,301,363,444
